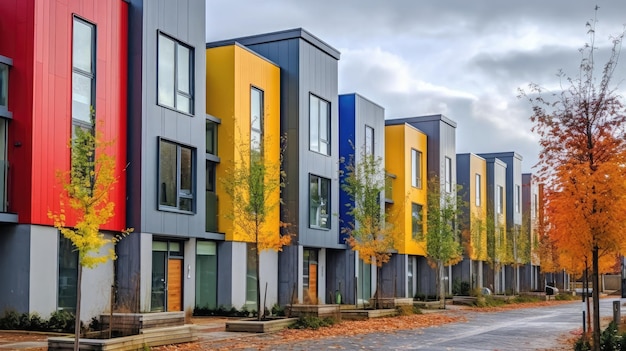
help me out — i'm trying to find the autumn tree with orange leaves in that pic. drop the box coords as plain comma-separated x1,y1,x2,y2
341,147,395,309
522,12,626,349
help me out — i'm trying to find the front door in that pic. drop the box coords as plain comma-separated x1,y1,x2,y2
167,259,183,311
303,249,318,304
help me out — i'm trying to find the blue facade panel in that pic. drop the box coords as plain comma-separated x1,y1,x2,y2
338,94,356,245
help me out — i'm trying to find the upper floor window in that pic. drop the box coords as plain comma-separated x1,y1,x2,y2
159,138,195,213
475,174,481,207
411,203,423,240
515,185,521,213
0,56,12,118
309,174,330,229
496,185,504,214
365,125,374,157
533,193,538,219
309,94,330,155
158,32,193,114
445,157,452,193
72,17,96,127
411,149,422,188
251,87,263,155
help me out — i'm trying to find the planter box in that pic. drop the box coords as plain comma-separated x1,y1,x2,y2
99,312,185,336
413,300,444,309
369,298,413,309
48,325,195,351
286,304,341,319
340,308,397,321
225,318,297,333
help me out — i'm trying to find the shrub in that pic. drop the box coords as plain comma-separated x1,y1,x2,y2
452,279,471,296
574,335,591,351
29,313,47,331
290,316,338,330
0,310,20,329
555,293,578,301
48,310,75,333
271,303,285,316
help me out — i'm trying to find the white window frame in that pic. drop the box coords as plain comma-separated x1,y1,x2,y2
475,173,481,207
72,16,96,128
365,125,374,157
445,157,452,193
309,94,330,155
250,86,263,155
411,149,422,188
515,185,521,213
309,174,330,229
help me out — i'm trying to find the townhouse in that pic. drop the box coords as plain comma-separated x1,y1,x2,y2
0,0,129,319
455,153,488,291
383,122,428,299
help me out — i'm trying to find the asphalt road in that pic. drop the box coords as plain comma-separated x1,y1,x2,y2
258,299,618,351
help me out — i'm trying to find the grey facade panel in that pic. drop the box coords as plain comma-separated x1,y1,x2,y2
216,241,233,307
478,152,523,228
0,225,30,313
277,245,299,305
326,249,355,304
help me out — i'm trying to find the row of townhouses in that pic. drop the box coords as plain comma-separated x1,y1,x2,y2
0,0,564,321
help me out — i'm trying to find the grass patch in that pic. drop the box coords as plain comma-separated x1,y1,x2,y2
396,305,422,316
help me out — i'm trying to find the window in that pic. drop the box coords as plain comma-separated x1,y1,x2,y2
515,185,521,213
445,157,452,193
475,174,481,207
533,193,538,219
246,243,258,307
0,56,12,117
309,94,330,155
365,125,374,156
411,149,422,188
72,17,96,127
411,203,423,240
159,139,195,212
158,32,193,114
251,87,263,155
196,241,217,309
496,185,504,214
309,174,330,229
58,235,78,311
206,120,217,155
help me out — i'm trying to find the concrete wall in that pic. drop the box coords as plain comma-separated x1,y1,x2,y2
29,226,58,317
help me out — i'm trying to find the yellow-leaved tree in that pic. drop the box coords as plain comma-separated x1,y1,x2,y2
341,146,395,309
48,116,131,351
221,134,292,320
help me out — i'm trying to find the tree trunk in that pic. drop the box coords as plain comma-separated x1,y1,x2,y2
438,261,445,305
592,246,600,350
256,242,262,321
376,265,382,309
74,264,83,351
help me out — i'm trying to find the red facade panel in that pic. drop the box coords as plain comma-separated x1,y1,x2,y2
1,0,128,230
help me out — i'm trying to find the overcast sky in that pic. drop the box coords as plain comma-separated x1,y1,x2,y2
205,1,626,173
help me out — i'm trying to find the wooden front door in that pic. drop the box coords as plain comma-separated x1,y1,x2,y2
308,263,318,304
167,259,183,311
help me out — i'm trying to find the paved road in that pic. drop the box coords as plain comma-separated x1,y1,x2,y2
236,299,618,351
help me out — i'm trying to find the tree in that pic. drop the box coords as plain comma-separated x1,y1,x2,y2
341,146,395,309
48,118,131,351
424,176,463,304
483,204,507,293
221,134,291,320
522,11,626,349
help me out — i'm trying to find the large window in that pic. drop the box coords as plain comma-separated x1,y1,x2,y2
251,87,263,155
58,235,78,311
196,241,217,309
411,203,423,240
0,56,12,117
72,17,96,127
411,149,422,188
365,125,374,157
246,244,258,307
445,157,452,193
475,174,481,207
309,174,330,229
309,94,330,155
158,32,193,114
496,185,504,214
159,139,195,212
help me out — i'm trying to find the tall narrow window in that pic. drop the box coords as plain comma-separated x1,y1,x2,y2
497,185,504,214
251,87,263,155
309,174,330,229
0,56,11,117
475,174,481,207
206,120,217,155
365,125,374,156
515,185,521,213
159,139,195,212
445,157,452,193
158,32,194,114
72,17,96,128
411,203,423,240
58,235,78,311
533,193,538,219
309,94,330,155
411,149,422,188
